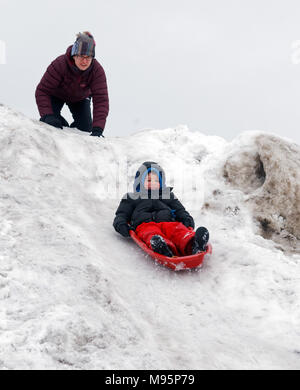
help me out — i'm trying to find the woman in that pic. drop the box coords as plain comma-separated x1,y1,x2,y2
35,32,109,137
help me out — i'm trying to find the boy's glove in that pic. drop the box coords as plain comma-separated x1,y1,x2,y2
90,127,104,137
117,224,130,238
182,217,195,229
40,114,63,129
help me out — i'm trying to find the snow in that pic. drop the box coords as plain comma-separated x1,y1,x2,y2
1,104,300,369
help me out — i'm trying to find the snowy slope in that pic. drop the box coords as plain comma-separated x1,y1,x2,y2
1,104,300,370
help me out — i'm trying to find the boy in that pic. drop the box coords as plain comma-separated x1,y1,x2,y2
113,161,209,257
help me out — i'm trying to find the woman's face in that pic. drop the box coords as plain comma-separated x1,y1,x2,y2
74,55,93,71
144,172,160,190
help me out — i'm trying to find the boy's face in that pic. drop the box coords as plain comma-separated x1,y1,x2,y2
144,172,160,190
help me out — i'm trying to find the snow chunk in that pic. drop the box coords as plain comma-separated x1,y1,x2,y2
224,131,300,251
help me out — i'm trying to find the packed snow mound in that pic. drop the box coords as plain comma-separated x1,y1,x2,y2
1,104,300,370
224,132,300,252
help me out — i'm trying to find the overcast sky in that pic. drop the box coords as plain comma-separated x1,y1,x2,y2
1,0,300,143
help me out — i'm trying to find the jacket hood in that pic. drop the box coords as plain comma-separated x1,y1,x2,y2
133,161,166,193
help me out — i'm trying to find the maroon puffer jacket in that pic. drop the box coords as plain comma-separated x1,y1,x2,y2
35,46,109,130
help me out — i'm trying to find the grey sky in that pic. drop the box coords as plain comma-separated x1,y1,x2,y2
1,0,300,143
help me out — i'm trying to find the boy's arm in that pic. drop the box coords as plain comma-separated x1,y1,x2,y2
113,196,135,237
169,194,195,229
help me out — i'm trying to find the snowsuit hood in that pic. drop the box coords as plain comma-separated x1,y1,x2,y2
133,161,166,193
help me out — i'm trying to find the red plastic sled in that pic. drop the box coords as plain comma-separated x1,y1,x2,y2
130,230,212,271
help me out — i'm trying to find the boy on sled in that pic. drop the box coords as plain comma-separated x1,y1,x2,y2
113,161,209,257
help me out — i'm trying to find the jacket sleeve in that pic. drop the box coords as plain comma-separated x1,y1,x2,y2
169,193,195,228
90,62,109,130
113,195,135,233
35,57,64,117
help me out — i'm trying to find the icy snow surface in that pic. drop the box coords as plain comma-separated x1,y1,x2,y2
1,104,300,369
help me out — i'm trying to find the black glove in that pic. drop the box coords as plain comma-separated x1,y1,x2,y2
182,217,195,229
90,127,104,137
40,114,63,129
117,224,130,238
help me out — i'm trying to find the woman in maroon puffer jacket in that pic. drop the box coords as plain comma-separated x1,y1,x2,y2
35,32,109,137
